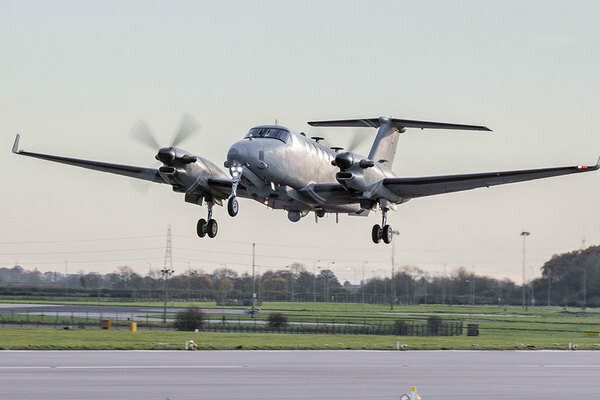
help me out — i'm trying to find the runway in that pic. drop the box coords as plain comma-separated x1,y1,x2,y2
1,350,599,399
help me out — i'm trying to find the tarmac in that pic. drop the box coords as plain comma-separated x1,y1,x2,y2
1,350,599,399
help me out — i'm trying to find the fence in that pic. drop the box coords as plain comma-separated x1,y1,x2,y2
202,321,464,336
0,310,463,336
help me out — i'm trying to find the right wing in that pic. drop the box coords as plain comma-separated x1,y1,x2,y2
382,158,600,199
12,134,165,183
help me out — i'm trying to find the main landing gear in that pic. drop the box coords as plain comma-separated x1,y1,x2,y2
372,207,394,244
197,196,239,239
197,202,218,239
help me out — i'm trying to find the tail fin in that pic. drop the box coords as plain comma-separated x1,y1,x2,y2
308,117,491,167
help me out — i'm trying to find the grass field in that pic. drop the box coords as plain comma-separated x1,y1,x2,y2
1,299,599,350
1,327,600,350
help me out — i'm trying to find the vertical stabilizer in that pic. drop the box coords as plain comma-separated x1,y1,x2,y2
368,117,403,167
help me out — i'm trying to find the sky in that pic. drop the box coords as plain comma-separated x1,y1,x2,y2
2,0,600,285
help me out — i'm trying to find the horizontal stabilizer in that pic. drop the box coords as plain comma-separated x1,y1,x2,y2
308,117,491,131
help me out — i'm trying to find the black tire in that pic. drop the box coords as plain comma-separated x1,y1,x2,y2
207,219,218,238
382,225,393,244
227,197,239,217
196,218,207,238
371,224,381,244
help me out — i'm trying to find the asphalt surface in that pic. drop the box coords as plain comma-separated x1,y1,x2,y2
1,350,599,399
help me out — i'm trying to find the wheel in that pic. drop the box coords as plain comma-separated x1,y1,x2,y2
196,218,207,238
371,224,381,244
382,225,393,244
207,219,218,238
227,197,239,217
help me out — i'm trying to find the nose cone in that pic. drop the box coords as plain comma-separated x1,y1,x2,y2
157,147,176,165
335,152,354,170
227,141,249,164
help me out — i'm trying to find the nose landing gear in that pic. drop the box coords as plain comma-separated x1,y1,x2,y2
372,206,394,244
227,197,239,217
197,202,218,239
227,163,242,217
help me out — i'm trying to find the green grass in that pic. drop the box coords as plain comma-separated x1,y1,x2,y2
0,328,599,350
1,299,599,350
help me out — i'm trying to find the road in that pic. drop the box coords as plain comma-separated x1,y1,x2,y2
1,350,599,399
0,302,245,319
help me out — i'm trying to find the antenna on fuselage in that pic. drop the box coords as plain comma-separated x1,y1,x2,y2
275,119,278,125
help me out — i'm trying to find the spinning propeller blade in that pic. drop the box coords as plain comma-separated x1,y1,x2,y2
171,113,200,147
130,119,160,150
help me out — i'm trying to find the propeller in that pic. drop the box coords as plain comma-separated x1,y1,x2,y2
128,113,201,193
346,128,370,152
129,120,160,151
130,113,201,153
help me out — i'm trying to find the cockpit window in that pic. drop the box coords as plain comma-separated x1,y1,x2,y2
245,127,290,143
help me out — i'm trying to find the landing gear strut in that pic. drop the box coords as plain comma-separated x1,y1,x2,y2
197,202,218,239
372,206,394,244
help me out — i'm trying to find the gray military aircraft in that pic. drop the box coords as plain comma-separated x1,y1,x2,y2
12,115,599,244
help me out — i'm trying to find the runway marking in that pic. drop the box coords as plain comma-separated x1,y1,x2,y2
537,364,600,368
0,365,246,370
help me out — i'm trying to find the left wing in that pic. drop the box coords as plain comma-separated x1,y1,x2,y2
12,134,165,183
382,158,600,199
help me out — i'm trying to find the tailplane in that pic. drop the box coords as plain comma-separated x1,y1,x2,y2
308,117,490,167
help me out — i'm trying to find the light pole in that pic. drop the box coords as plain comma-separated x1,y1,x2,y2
442,263,447,305
583,267,587,310
390,230,400,310
547,266,551,307
161,266,174,323
183,262,191,303
520,231,531,310
361,261,367,304
251,243,256,317
325,261,335,302
313,260,321,303
147,262,152,300
285,265,295,302
465,279,473,319
64,260,68,298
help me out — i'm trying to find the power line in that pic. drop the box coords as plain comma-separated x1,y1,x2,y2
0,247,162,256
0,235,164,245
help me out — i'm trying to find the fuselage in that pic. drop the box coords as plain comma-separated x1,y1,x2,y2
225,125,397,214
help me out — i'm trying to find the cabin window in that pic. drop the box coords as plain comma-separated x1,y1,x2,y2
244,127,290,143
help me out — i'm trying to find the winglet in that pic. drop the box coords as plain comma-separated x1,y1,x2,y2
12,134,20,154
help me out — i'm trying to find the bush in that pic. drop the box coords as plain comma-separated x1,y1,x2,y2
174,307,205,331
391,319,408,335
267,313,288,328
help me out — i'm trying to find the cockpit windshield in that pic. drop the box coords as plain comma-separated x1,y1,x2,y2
244,127,290,143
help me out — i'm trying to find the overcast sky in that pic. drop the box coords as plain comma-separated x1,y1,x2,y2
2,0,600,284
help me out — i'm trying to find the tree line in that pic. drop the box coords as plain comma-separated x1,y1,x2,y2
1,245,598,306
